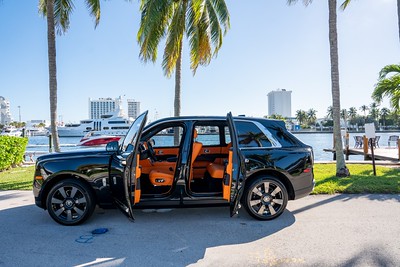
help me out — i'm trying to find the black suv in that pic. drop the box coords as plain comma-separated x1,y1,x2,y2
33,112,314,225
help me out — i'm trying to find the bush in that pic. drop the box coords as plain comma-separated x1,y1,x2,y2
0,136,28,171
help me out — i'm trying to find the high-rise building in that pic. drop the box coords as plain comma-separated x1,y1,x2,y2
127,99,140,119
0,96,12,125
89,97,121,119
267,89,292,118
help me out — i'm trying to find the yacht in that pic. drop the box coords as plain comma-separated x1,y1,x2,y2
58,107,133,137
0,126,23,137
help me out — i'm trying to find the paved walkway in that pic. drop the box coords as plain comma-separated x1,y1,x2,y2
0,191,399,266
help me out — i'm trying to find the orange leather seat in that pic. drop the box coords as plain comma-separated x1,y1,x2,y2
149,170,174,186
149,129,203,186
206,163,225,179
206,143,231,179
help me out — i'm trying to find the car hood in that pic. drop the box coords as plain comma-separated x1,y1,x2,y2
36,147,114,163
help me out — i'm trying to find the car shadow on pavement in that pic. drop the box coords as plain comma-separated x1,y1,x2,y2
0,204,295,266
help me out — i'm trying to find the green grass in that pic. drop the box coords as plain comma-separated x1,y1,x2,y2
313,164,400,194
0,166,34,190
0,164,399,194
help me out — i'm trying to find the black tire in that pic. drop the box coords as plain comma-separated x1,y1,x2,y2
243,176,288,220
46,179,95,225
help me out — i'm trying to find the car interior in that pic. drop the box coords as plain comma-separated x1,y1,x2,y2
138,122,231,197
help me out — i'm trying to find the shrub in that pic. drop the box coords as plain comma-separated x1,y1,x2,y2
0,136,28,171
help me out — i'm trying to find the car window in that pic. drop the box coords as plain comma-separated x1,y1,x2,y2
151,126,184,148
235,121,273,148
224,126,231,144
195,125,220,146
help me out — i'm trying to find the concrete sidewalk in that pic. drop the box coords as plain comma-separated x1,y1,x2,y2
0,191,399,266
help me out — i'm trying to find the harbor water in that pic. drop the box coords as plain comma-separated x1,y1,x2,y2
25,132,400,162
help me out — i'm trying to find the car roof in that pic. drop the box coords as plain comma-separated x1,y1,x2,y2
145,115,285,128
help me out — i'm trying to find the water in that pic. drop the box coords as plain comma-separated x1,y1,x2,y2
25,132,400,161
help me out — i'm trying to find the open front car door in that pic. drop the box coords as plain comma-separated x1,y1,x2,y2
113,111,148,220
225,112,246,217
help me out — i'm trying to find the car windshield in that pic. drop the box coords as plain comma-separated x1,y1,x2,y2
119,112,147,152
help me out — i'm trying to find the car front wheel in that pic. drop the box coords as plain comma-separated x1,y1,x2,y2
46,179,95,225
243,176,288,220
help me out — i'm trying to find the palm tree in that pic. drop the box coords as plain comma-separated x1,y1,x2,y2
372,64,400,112
288,0,351,177
326,106,333,119
39,0,101,152
359,105,369,117
380,107,390,127
369,102,380,123
137,0,230,118
306,108,317,125
295,110,307,126
347,106,357,128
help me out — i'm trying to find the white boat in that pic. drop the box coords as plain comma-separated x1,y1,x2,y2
0,126,23,137
57,106,132,137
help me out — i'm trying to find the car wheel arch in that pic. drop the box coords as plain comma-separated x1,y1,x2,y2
243,170,295,201
41,174,96,210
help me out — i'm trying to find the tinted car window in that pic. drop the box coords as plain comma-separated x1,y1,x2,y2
236,121,272,148
264,124,300,147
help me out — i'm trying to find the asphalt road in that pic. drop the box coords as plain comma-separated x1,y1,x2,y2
0,191,399,267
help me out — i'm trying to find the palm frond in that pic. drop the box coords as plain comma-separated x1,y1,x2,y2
162,1,186,77
53,0,75,34
85,0,101,28
340,0,352,10
286,0,313,6
378,64,400,80
137,0,171,62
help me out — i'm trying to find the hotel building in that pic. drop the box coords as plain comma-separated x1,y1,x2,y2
267,89,292,118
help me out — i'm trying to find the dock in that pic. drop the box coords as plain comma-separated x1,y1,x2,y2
324,147,400,161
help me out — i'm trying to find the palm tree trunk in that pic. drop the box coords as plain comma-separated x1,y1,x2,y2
46,0,60,152
397,0,400,42
174,44,182,118
173,39,183,145
328,0,349,176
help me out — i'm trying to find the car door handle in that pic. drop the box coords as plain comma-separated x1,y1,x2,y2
204,149,210,153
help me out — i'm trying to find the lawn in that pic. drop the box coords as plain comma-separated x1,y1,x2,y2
313,164,400,194
0,164,399,194
0,166,34,190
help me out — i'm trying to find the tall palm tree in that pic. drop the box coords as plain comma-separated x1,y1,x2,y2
137,0,230,118
380,107,390,127
326,106,333,119
39,0,101,152
295,109,307,125
372,64,400,112
347,106,357,128
287,0,351,177
359,105,369,117
306,108,317,125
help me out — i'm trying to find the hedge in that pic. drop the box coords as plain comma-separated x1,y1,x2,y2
0,136,28,171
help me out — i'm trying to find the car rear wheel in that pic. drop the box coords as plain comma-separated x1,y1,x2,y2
46,179,95,225
243,176,288,220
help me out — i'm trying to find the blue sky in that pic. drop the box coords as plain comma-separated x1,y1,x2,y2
0,0,399,123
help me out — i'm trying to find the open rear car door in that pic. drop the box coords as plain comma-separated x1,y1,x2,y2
224,112,246,216
113,111,148,220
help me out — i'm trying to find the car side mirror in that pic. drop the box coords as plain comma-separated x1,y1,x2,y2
106,141,119,152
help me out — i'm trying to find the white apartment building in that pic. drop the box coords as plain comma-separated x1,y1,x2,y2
0,96,12,125
127,99,140,119
89,97,121,119
267,89,292,118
